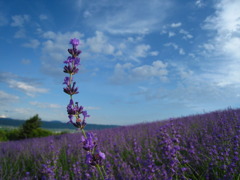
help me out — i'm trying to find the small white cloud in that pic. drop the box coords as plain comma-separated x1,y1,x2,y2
164,42,178,49
195,0,204,8
164,42,186,55
201,43,215,51
30,101,62,108
133,44,151,58
150,51,159,56
0,115,7,118
86,31,115,55
39,14,48,20
179,48,185,55
179,29,193,39
11,14,30,27
170,22,182,28
8,80,48,97
177,67,194,79
22,39,40,48
168,31,176,37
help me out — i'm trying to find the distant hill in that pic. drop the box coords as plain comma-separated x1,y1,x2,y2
0,118,119,131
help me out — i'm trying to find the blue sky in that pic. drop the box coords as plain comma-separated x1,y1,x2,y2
0,0,240,125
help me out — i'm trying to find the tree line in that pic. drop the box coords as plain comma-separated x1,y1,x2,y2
0,115,61,141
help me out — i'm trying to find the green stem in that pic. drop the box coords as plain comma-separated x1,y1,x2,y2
96,164,105,180
101,166,107,177
81,128,87,138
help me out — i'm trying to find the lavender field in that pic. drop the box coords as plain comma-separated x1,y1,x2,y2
0,108,240,180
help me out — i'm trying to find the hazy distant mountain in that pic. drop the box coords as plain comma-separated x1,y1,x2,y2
0,118,119,131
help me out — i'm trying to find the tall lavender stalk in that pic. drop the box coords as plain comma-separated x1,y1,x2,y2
63,38,106,179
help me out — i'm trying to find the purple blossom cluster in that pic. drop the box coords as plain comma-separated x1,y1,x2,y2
62,38,106,179
63,38,89,128
0,108,240,179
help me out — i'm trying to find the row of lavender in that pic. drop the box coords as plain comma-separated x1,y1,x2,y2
0,108,239,179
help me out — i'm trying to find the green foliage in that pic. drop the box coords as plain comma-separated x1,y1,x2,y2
0,129,8,141
32,128,53,137
19,114,42,139
5,128,21,141
0,115,55,141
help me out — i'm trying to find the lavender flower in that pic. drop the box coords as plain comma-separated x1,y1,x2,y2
63,82,79,95
70,38,80,48
62,38,106,180
81,132,97,151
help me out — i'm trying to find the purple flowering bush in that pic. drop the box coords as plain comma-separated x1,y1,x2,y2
0,108,240,179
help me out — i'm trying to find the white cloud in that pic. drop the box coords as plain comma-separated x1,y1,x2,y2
150,51,159,56
195,0,204,8
111,63,133,83
86,31,115,55
201,43,215,51
84,0,172,34
179,29,193,39
30,101,62,108
8,80,48,97
132,61,168,79
164,42,186,55
11,15,30,27
111,60,168,84
164,42,178,49
170,22,182,28
133,44,151,58
22,39,40,48
168,32,176,37
0,90,19,103
179,48,185,55
201,0,240,87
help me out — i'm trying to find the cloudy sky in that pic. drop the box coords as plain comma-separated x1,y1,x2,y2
0,0,240,125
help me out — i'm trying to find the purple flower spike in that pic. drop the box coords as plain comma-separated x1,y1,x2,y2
67,99,75,115
98,150,106,160
82,110,90,120
63,56,73,64
74,57,80,66
63,38,105,173
85,153,93,165
70,38,79,47
63,82,79,95
63,77,71,86
82,132,96,151
68,48,82,57
63,64,79,75
85,150,106,166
